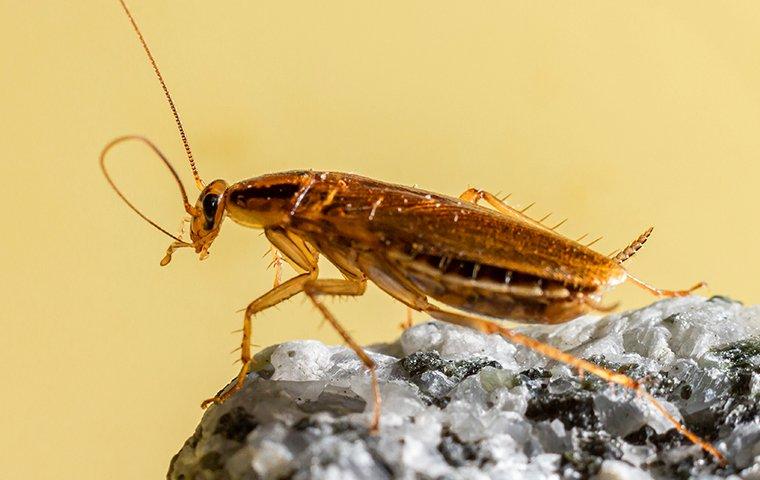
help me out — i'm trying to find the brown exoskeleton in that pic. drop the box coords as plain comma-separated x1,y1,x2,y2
102,0,725,464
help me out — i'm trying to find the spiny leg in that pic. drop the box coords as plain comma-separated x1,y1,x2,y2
400,306,414,330
460,188,521,217
459,188,552,232
268,247,283,287
357,255,724,460
201,272,315,408
581,294,619,313
422,305,726,464
627,274,707,298
303,279,383,432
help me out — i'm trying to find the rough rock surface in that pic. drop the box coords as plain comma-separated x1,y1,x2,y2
168,297,760,480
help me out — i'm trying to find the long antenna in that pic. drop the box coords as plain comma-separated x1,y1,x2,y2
100,135,194,245
118,0,204,190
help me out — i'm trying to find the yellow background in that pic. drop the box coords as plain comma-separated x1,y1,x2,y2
2,1,759,478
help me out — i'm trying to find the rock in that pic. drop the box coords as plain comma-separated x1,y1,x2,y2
168,296,760,480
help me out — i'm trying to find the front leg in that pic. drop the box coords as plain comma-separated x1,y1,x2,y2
201,272,316,408
203,228,322,408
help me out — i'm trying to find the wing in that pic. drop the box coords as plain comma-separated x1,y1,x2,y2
294,172,625,289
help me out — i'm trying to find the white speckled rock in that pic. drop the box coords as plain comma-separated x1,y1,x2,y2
168,297,760,480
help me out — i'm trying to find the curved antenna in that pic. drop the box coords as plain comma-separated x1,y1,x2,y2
117,0,204,190
100,135,193,245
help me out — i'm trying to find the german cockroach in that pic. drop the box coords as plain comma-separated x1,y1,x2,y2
101,0,724,464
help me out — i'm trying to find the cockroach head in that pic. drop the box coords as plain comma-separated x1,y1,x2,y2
188,179,229,259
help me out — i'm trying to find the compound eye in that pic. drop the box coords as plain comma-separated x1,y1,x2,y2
202,193,219,229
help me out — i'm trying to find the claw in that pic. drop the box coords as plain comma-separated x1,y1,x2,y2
201,396,221,409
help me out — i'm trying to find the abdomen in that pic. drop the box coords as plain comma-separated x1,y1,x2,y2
385,248,594,324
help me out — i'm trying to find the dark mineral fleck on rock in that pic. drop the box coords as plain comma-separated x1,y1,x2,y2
400,351,502,407
526,390,599,431
168,297,760,479
438,429,481,467
214,407,258,442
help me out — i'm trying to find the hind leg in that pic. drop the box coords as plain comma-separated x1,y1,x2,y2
628,274,707,297
358,253,724,463
421,304,724,464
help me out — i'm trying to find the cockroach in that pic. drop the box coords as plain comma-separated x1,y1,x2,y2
102,0,725,464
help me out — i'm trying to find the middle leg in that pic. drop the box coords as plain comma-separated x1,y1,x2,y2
400,306,414,330
302,278,384,432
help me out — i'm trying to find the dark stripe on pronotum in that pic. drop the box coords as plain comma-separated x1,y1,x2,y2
231,183,301,207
